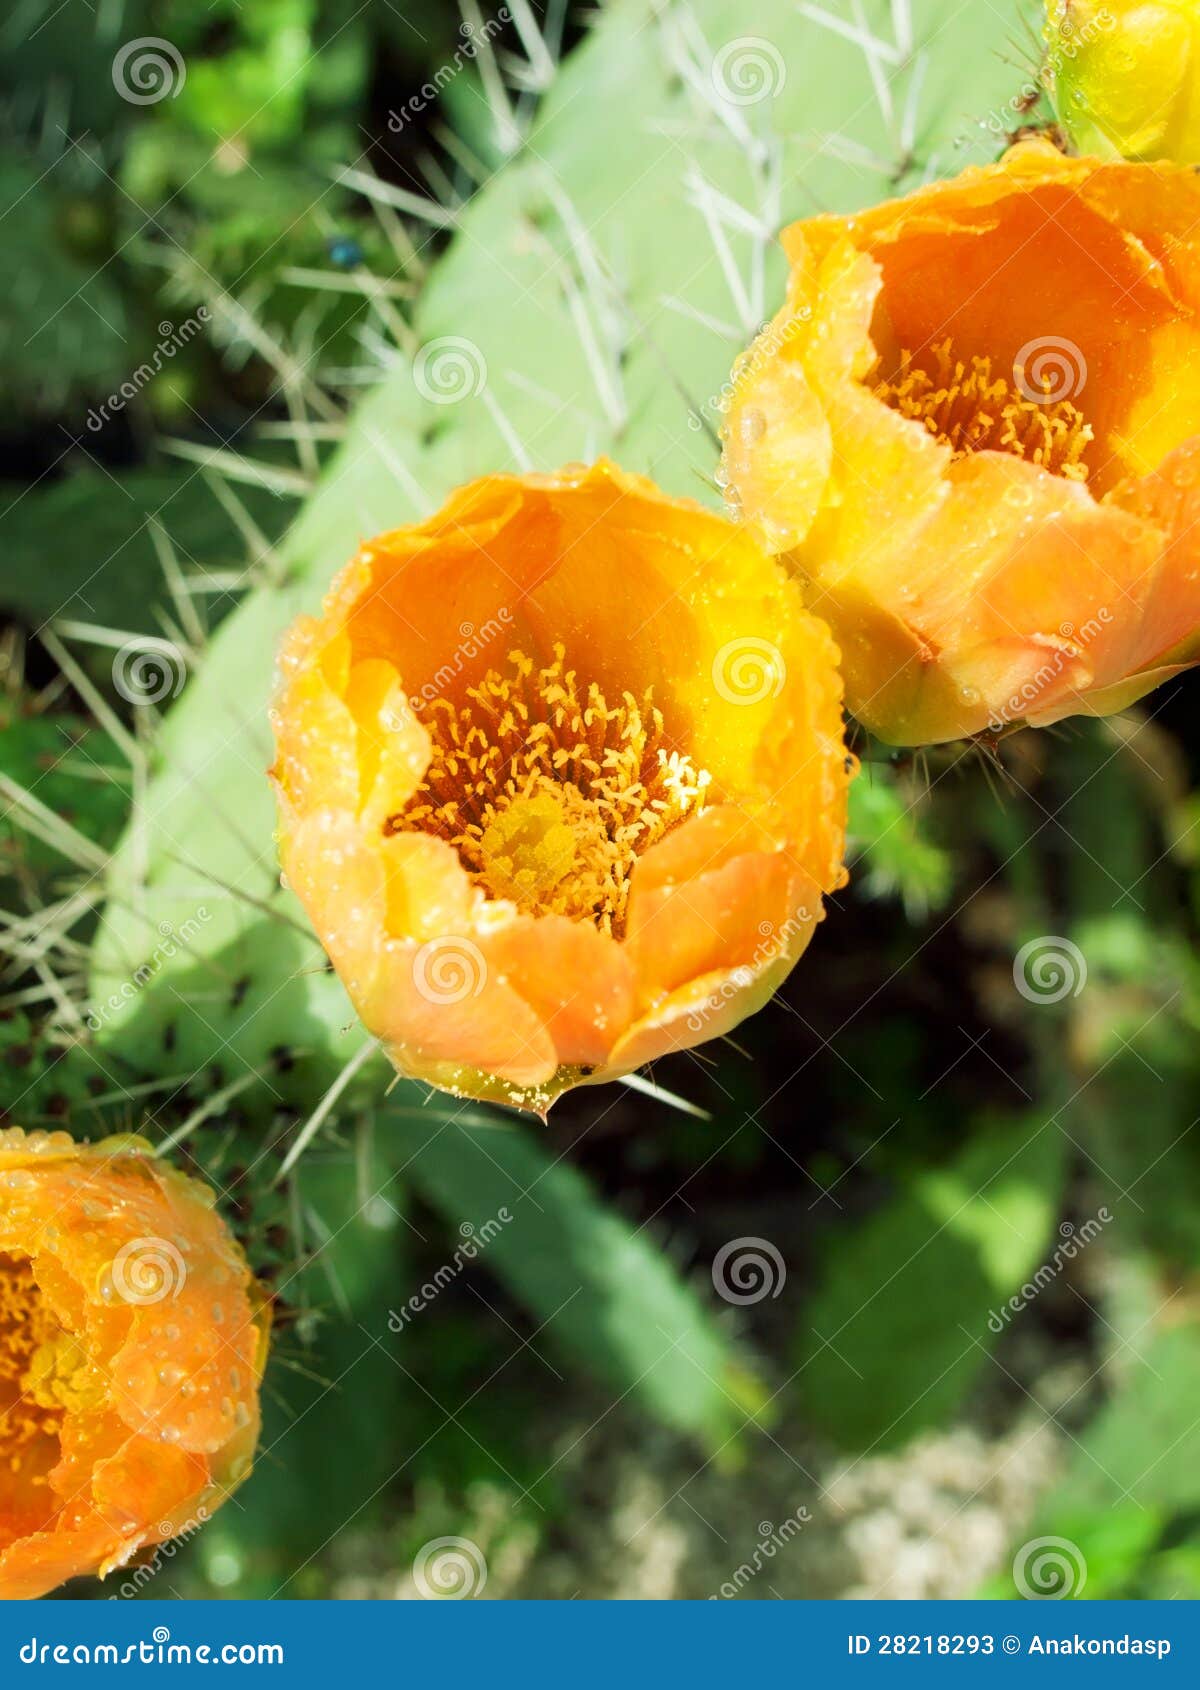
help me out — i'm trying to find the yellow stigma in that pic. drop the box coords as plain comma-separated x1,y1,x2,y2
389,645,712,935
876,337,1093,480
480,791,579,904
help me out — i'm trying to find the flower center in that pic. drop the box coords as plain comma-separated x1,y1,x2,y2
0,1253,97,1540
875,337,1093,480
388,645,711,935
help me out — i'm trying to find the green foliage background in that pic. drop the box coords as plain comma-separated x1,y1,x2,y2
3,0,1200,1600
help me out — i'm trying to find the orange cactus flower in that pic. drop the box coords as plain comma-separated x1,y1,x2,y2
0,1128,268,1600
271,460,851,1113
720,140,1200,745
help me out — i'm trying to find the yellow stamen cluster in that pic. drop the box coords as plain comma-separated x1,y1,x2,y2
876,338,1093,480
389,646,712,935
0,1254,71,1497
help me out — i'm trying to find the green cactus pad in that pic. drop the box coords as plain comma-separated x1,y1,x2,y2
88,0,1035,1104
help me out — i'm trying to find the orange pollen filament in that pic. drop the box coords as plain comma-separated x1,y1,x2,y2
386,645,711,936
875,337,1093,481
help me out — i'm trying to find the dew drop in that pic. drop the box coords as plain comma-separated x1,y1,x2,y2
739,407,767,445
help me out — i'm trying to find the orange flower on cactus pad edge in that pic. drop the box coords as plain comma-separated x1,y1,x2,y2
0,1129,268,1600
720,140,1200,746
271,460,852,1114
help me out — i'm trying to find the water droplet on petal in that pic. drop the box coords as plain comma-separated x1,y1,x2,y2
739,408,767,445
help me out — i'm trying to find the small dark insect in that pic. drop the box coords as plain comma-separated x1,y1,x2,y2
326,235,364,269
1007,119,1068,151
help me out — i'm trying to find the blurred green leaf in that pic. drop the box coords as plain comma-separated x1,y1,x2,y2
172,0,325,148
797,1114,1067,1449
399,1111,765,1454
996,1322,1200,1598
1040,1322,1200,1523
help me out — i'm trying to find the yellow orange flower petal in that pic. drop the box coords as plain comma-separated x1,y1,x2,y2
271,460,852,1112
720,141,1200,745
0,1129,268,1600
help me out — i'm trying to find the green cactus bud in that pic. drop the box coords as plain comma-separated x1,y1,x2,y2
1046,1,1200,161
